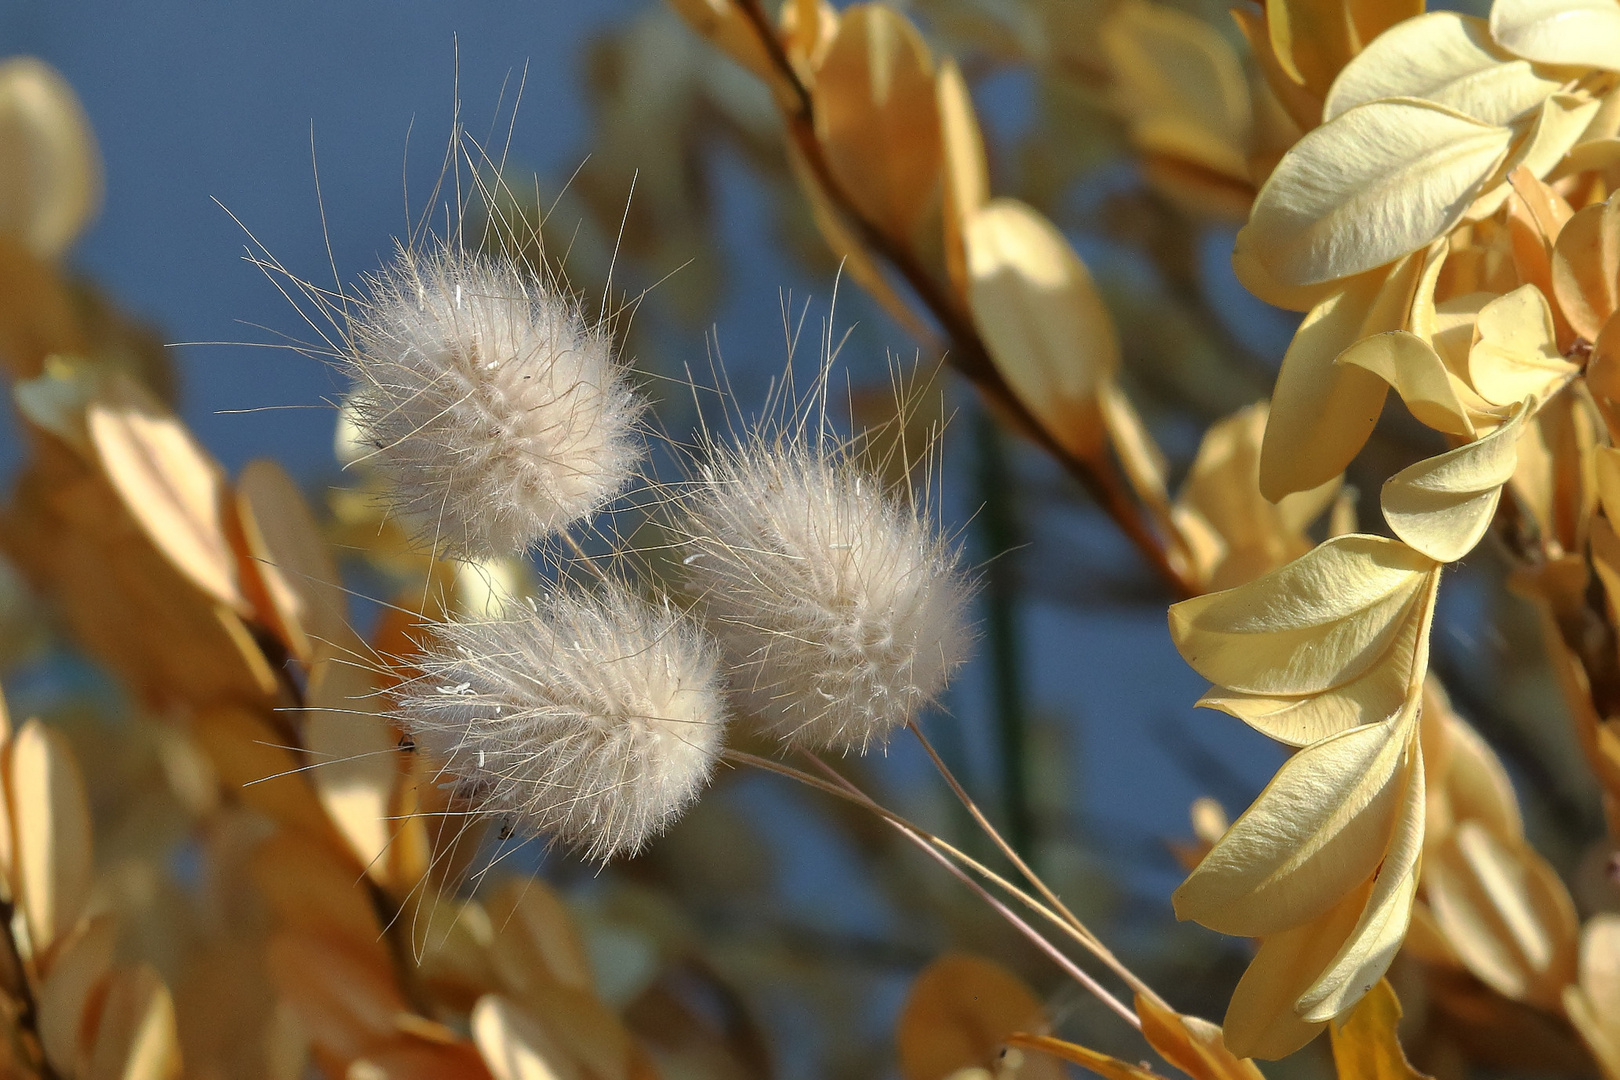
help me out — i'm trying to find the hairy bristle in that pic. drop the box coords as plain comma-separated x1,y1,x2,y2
343,245,643,557
681,438,970,753
391,583,729,861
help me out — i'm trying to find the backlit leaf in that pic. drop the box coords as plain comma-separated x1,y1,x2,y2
897,954,1056,1080
0,58,101,260
1337,331,1480,437
938,58,987,297
1490,0,1620,70
1328,980,1432,1079
8,719,92,957
304,661,399,889
1469,285,1579,406
1551,192,1620,341
1135,993,1263,1080
1381,400,1527,562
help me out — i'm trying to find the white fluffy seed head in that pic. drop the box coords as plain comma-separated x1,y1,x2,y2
343,245,643,558
681,438,970,753
390,582,729,862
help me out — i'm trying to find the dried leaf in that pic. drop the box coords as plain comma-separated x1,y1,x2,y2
1552,192,1620,341
938,57,987,298
87,372,242,610
38,914,117,1076
304,660,400,889
1381,400,1527,562
1328,980,1432,1079
473,994,577,1080
236,458,352,666
267,933,406,1068
1469,284,1579,406
88,965,182,1080
897,954,1055,1080
8,718,93,957
0,57,101,259
665,0,775,80
1236,99,1514,288
1466,93,1602,222
1168,534,1438,697
1323,13,1558,126
1337,330,1480,437
1490,0,1620,70
485,880,594,996
813,3,942,245
1005,1033,1167,1080
1135,993,1262,1080
1562,914,1620,1079
964,198,1119,460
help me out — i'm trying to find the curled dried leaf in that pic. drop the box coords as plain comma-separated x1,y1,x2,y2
1490,0,1620,69
1380,399,1527,562
1328,980,1432,1079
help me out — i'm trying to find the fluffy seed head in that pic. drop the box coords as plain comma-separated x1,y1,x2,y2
682,438,970,752
343,245,643,557
390,582,729,861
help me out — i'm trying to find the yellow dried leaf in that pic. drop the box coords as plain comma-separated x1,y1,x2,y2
964,198,1119,460
485,879,594,995
1323,13,1558,126
38,913,117,1077
665,0,775,81
1552,192,1620,341
1173,713,1410,937
1489,0,1620,70
88,964,182,1080
87,373,242,610
1469,284,1579,406
472,994,577,1080
0,58,101,260
1336,331,1479,436
1134,993,1262,1080
1328,980,1432,1079
897,953,1054,1080
1466,93,1602,222
1381,400,1527,562
1562,914,1620,1079
813,4,942,245
1005,1033,1167,1080
938,58,986,299
267,933,406,1068
305,661,399,888
1425,820,1579,1009
8,719,93,958
1169,534,1437,697
237,458,353,666
1237,99,1514,288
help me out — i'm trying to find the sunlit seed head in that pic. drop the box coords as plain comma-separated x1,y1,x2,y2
343,244,643,558
681,437,971,753
390,582,729,862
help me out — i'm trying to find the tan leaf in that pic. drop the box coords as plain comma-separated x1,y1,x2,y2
236,458,353,666
38,913,117,1077
1173,712,1412,937
1425,820,1579,1009
485,879,594,996
1168,534,1438,697
1465,93,1603,222
1005,1033,1168,1080
1469,284,1579,406
267,933,405,1067
305,660,400,889
1552,192,1620,341
1236,98,1514,288
472,995,580,1080
1323,13,1558,126
1381,400,1528,562
0,58,101,259
897,953,1056,1080
964,198,1119,460
88,372,243,610
938,57,987,299
88,965,182,1080
1563,914,1620,1079
1328,980,1433,1079
8,719,93,957
813,3,942,245
1490,0,1620,70
665,0,775,81
1337,331,1480,436
1134,993,1262,1080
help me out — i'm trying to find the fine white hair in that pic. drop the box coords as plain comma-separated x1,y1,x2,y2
342,244,643,557
681,434,970,753
391,581,729,862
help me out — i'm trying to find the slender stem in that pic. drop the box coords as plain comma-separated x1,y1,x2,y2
728,0,1193,598
906,721,1168,1008
975,414,1034,858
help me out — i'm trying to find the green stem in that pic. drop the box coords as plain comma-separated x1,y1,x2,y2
975,411,1033,859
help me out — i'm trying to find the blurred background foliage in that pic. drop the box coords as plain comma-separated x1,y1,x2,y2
0,2,1613,1079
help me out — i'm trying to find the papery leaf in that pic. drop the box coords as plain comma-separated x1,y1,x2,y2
1490,0,1620,70
964,198,1119,459
0,58,100,260
1323,13,1558,125
1135,993,1263,1080
1173,713,1411,937
485,879,595,994
304,660,399,890
1562,915,1620,1079
666,0,776,80
88,373,242,610
1381,401,1527,562
1328,980,1433,1079
1425,686,1525,842
8,719,92,958
1466,93,1602,221
1169,534,1437,696
938,58,987,297
268,933,405,1064
1297,755,1424,1019
1337,331,1479,436
1006,1034,1168,1080
1237,98,1514,288
813,4,943,244
472,995,572,1080
38,914,116,1076
1470,285,1578,405
897,954,1055,1080
236,458,352,666
1102,1,1252,151
1552,193,1620,341
1425,820,1580,1009
88,965,182,1080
